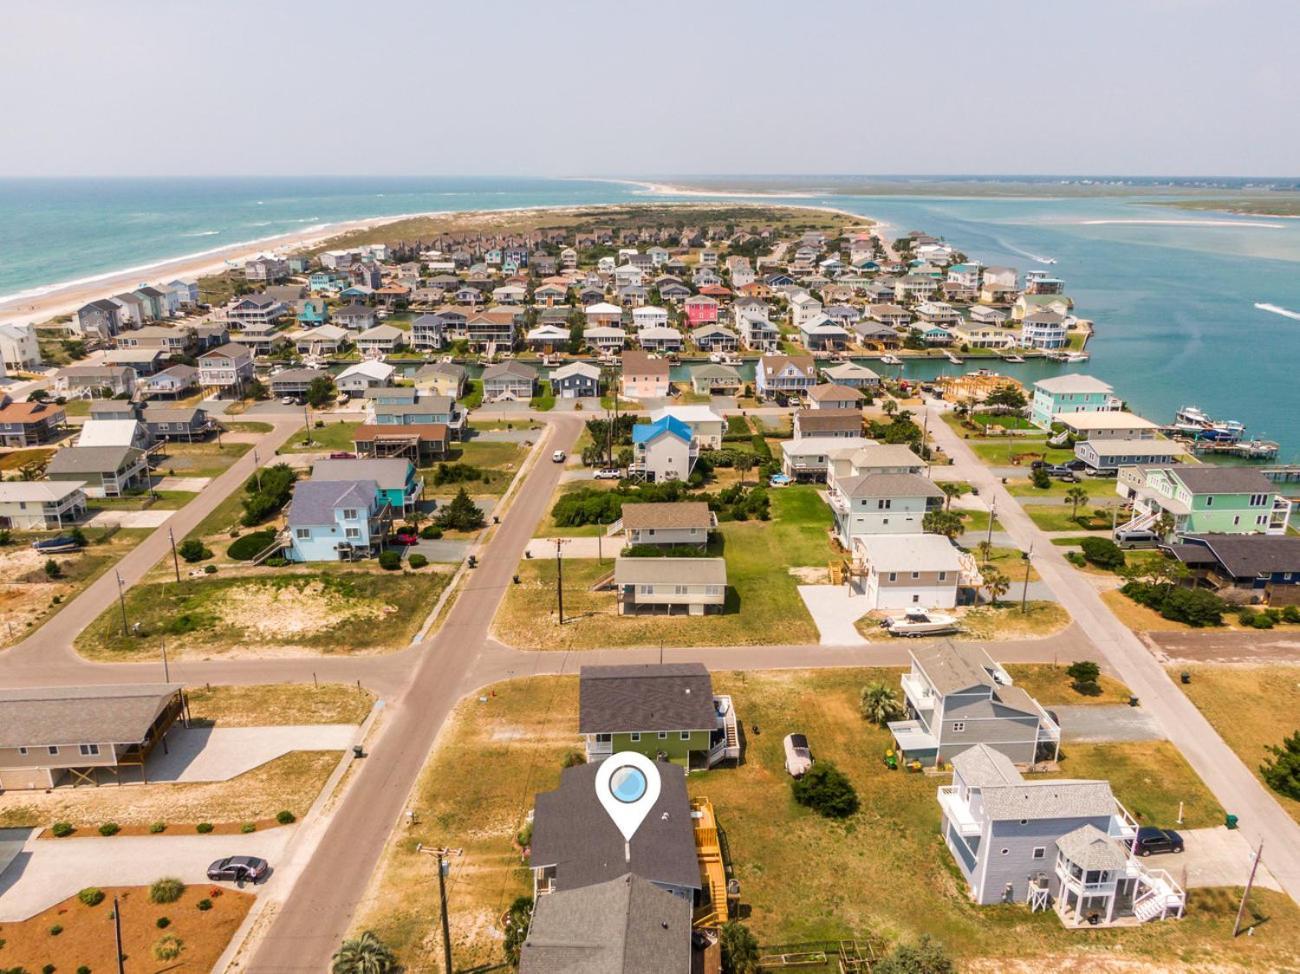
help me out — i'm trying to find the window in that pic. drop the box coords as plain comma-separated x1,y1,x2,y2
877,499,892,510
912,594,920,603
80,744,100,756
595,733,612,744
1233,516,1240,526
48,746,59,755
938,571,947,582
630,732,641,742
1000,848,1010,856
1032,846,1046,860
952,722,966,733
17,747,27,755
674,585,689,595
342,508,358,520
657,731,668,740
681,731,691,740
295,528,311,540
911,571,920,579
1205,496,1213,507
887,572,897,582
638,584,654,595
345,528,361,539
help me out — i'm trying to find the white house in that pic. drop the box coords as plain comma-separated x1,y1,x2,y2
850,534,968,610
649,406,725,449
0,324,41,371
336,360,396,393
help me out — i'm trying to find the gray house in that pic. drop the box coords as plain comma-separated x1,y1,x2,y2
75,299,122,340
614,557,727,615
482,361,537,402
619,501,716,548
889,644,1060,767
939,745,1185,926
550,361,600,399
141,405,214,442
46,445,150,498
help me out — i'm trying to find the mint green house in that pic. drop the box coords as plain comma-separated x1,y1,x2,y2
1117,464,1292,539
1030,374,1119,429
579,663,739,771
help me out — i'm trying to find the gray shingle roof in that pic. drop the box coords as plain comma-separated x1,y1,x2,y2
531,760,700,892
0,684,182,749
619,502,712,532
837,471,944,500
46,445,143,474
312,458,411,491
1055,825,1129,872
1181,534,1300,578
1170,465,1275,494
614,557,726,586
520,873,691,974
287,479,376,527
913,644,1000,696
579,663,717,734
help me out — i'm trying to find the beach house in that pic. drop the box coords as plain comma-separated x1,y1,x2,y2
310,457,423,514
284,479,391,563
1029,375,1120,429
614,557,727,616
630,415,697,482
197,343,255,394
755,354,816,400
621,351,671,401
1116,464,1292,539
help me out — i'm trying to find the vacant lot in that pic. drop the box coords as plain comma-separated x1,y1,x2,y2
424,439,530,497
152,437,253,478
0,885,252,973
494,487,829,649
186,682,375,726
967,437,1075,467
354,670,1296,972
855,601,1071,642
1002,664,1132,706
1027,504,1115,533
281,420,361,453
1175,664,1300,824
0,750,338,830
76,568,451,659
1005,476,1119,499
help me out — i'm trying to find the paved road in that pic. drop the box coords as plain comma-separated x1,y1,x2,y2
1146,628,1300,662
922,396,1300,905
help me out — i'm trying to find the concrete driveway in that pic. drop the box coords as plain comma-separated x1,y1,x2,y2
1053,705,1164,742
154,475,211,492
0,830,293,920
524,536,618,560
1146,826,1280,891
85,508,175,529
797,585,869,646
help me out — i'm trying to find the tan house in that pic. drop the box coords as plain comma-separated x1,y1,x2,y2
806,383,865,411
0,684,187,789
621,350,671,400
619,501,717,548
614,557,727,615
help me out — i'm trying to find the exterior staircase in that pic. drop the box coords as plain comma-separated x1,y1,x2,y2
1132,867,1185,922
1114,508,1158,541
251,531,289,565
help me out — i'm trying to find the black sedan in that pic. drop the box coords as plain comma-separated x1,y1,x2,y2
207,855,270,883
1134,827,1184,856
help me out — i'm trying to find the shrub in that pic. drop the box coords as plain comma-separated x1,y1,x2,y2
516,821,533,848
152,936,184,962
276,810,296,825
791,763,859,818
430,462,484,486
196,899,213,912
78,888,105,907
149,878,185,904
97,822,119,837
1261,730,1300,800
419,525,442,540
875,934,955,974
177,539,212,563
378,550,402,571
1284,605,1300,624
502,896,533,967
562,750,586,768
227,529,280,561
43,966,55,974
203,564,217,574
1066,660,1101,695
407,553,428,569
436,487,486,531
77,967,90,974
156,917,170,929
1079,536,1125,570
49,925,63,936
240,822,256,834
719,921,760,974
265,556,289,568
1030,467,1051,489
195,822,214,834
50,821,74,838
44,558,63,580
1251,613,1275,629
1121,581,1225,628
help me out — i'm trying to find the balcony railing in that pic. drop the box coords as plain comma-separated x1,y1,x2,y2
901,673,935,712
937,785,981,837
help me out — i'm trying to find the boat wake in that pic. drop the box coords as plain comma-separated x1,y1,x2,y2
1255,302,1300,321
182,229,220,237
999,240,1056,265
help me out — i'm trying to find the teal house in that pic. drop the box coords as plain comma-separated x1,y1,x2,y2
309,457,423,514
297,298,330,327
1118,465,1292,539
1030,374,1120,429
578,663,739,771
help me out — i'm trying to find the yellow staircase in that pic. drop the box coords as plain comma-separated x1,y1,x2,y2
692,797,729,929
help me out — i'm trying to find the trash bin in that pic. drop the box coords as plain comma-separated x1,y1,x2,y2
352,745,365,759
1180,672,1191,684
1226,814,1239,830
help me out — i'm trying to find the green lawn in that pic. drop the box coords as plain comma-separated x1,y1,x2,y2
280,421,361,453
459,379,484,409
422,440,530,496
494,486,830,649
971,412,1036,430
1005,476,1118,499
1026,504,1114,533
75,568,452,660
967,437,1075,467
530,380,556,412
958,509,1001,535
153,439,253,478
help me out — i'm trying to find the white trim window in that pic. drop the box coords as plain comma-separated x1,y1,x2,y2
952,722,966,733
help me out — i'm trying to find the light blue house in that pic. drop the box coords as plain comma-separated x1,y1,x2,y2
309,272,343,293
297,298,330,327
310,458,424,514
285,479,391,562
1030,375,1120,429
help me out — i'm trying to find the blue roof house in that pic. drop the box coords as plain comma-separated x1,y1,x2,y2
285,479,391,562
630,416,697,483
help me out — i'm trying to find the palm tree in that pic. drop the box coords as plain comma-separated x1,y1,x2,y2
1065,485,1088,520
860,682,904,726
332,932,398,974
939,482,963,510
982,569,1010,606
976,539,993,566
1155,512,1176,541
719,921,760,974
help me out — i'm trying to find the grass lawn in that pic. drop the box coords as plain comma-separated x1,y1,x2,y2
1027,504,1114,533
958,509,1001,535
424,440,529,496
186,682,375,726
75,568,452,660
0,446,56,471
153,438,253,477
968,437,1075,467
1174,664,1300,824
460,378,484,408
855,601,1071,641
1052,741,1225,829
1003,664,1132,706
280,420,361,453
186,484,252,542
967,544,1041,582
530,380,556,411
493,486,830,649
971,412,1037,430
1005,476,1119,499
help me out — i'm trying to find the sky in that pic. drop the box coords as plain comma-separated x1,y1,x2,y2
3,0,1298,178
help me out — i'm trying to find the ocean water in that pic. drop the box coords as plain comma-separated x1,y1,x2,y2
2,177,1299,458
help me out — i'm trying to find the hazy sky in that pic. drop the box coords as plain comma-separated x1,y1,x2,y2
4,0,1297,178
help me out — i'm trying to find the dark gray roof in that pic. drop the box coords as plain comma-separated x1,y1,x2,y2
312,458,411,490
1181,534,1300,578
286,479,376,527
531,760,700,893
46,445,143,474
837,471,945,500
579,663,716,734
520,873,691,974
141,405,203,424
0,684,181,748
1170,465,1276,494
483,361,538,381
270,367,329,384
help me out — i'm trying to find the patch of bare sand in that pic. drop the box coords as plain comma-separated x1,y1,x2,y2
788,565,830,584
215,579,397,637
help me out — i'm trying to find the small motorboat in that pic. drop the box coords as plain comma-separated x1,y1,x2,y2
880,354,903,365
1002,354,1025,363
881,610,961,638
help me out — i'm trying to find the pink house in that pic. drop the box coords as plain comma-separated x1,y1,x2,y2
620,350,671,400
684,295,719,327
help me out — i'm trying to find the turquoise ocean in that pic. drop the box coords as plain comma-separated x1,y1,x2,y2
2,177,1299,458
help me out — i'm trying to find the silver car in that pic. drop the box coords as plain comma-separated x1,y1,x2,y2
783,733,812,778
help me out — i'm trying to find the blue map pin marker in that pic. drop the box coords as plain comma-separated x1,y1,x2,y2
595,751,662,854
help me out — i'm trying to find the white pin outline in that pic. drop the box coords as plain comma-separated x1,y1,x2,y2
594,750,662,844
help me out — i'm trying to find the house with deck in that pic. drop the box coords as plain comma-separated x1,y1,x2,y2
1074,437,1188,475
141,364,199,399
793,408,862,439
1166,534,1300,604
828,467,946,545
311,457,423,514
413,362,466,398
0,482,87,531
614,557,727,615
198,344,255,394
630,415,697,482
690,364,742,395
755,354,816,400
0,398,65,447
847,533,974,609
483,361,538,401
284,479,391,562
551,361,601,399
617,501,716,548
1116,464,1292,539
336,360,395,394
779,436,873,481
621,351,671,400
649,406,724,448
46,445,149,498
1029,375,1120,429
820,361,880,391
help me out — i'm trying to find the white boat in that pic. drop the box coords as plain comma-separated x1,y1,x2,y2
1062,351,1089,362
880,354,903,365
1173,405,1245,443
882,610,960,638
944,350,963,364
1002,354,1026,363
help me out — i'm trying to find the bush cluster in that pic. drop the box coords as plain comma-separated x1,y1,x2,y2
791,763,859,818
227,529,279,561
1121,581,1225,627
1079,536,1125,570
240,464,296,527
430,462,484,486
378,550,402,571
149,878,185,904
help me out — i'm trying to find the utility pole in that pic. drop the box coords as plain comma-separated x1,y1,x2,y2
161,636,170,683
416,845,463,974
986,498,997,549
302,403,312,446
115,570,130,637
252,447,263,492
168,526,181,583
1021,541,1034,614
112,895,125,974
1233,840,1264,936
553,537,569,623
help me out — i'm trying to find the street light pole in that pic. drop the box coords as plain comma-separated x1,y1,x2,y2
161,636,170,683
252,447,262,492
115,570,129,637
986,498,997,549
553,538,569,623
302,403,312,445
1021,541,1034,614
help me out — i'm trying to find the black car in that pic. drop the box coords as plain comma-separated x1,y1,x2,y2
207,855,270,883
1134,826,1184,856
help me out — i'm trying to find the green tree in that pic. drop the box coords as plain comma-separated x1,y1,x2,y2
502,895,533,967
1030,466,1051,489
984,386,1027,411
982,568,1010,606
882,397,898,417
305,376,337,409
922,510,963,540
791,762,859,818
44,558,63,579
976,540,993,566
436,487,486,532
1260,730,1300,801
331,931,398,974
1066,660,1101,695
860,682,903,726
875,935,955,974
1065,485,1088,519
938,481,963,510
177,539,211,563
719,921,760,974
1079,536,1125,570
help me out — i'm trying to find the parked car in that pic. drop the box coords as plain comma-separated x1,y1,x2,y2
593,468,621,480
1134,826,1184,856
552,450,566,463
783,733,813,778
207,856,269,883
281,396,296,405
31,535,83,554
391,529,420,546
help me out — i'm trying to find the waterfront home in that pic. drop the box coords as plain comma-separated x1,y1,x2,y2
1116,464,1291,539
336,360,396,394
140,405,213,442
111,292,149,326
969,305,1009,326
413,362,466,398
854,321,904,347
779,436,872,482
631,415,697,483
197,343,255,394
939,745,1184,926
46,445,149,498
618,502,717,549
1167,534,1300,603
244,257,289,283
1055,411,1161,440
0,398,65,447
584,325,627,353
165,279,199,308
0,482,87,531
806,383,864,411
1012,293,1073,320
691,324,738,352
1074,437,1188,474
953,326,1017,350
482,361,538,402
649,406,724,449
614,556,727,615
54,365,136,398
269,367,329,399
638,326,684,353
621,351,671,400
793,408,862,439
585,302,624,327
410,313,447,351
285,479,391,563
311,457,423,514
848,533,969,609
0,323,41,370
1029,375,1120,429
690,363,742,395
525,324,572,353
798,314,852,351
292,323,350,356
141,364,198,399
0,683,186,790
75,299,123,340
755,354,816,400
888,644,1060,768
827,467,945,545
1020,311,1069,350
578,663,738,770
820,361,881,390
333,303,378,331
551,361,601,399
